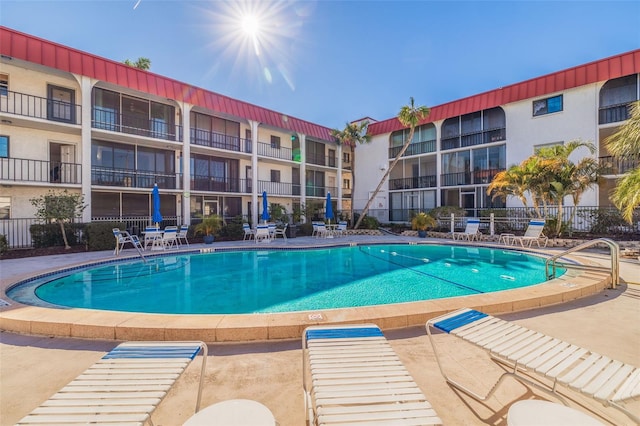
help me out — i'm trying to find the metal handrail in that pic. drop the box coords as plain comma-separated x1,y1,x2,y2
545,238,619,289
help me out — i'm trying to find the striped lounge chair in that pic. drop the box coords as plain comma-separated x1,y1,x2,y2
16,341,208,426
303,324,442,425
427,309,640,424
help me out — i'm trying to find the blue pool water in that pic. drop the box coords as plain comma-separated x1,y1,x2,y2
8,244,563,314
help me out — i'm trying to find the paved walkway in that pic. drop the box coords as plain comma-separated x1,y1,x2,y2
1,236,638,425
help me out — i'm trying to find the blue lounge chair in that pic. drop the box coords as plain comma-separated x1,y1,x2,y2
16,341,208,426
303,324,442,425
427,308,640,424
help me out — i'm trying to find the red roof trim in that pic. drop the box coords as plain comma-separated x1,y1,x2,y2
369,49,640,136
0,26,335,142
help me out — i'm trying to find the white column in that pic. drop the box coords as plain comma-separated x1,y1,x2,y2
248,120,260,225
181,103,191,225
299,133,306,222
80,76,92,223
337,144,343,205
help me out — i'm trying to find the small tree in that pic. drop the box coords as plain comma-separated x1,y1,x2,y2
123,57,151,70
30,190,87,249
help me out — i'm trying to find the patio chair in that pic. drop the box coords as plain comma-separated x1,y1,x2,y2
16,341,208,426
311,221,321,237
112,228,143,255
242,223,255,240
334,221,347,237
176,224,190,247
160,226,178,250
143,226,161,250
303,324,442,425
314,223,328,238
268,223,276,241
426,308,640,424
512,219,548,247
452,218,481,241
274,223,288,241
255,224,271,243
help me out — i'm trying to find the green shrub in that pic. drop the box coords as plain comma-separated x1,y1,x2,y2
360,215,380,230
85,222,126,251
217,216,244,241
30,223,84,248
0,234,7,255
428,206,465,218
297,222,313,236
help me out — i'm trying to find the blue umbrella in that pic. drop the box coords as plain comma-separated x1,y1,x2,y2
325,192,334,224
152,183,163,226
261,191,270,223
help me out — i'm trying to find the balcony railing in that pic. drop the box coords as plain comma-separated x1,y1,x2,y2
389,175,437,190
472,168,504,184
91,166,178,189
0,90,81,124
92,108,183,142
0,157,82,184
306,185,338,197
599,155,639,175
191,128,252,153
599,103,631,125
441,127,506,150
388,140,436,158
257,180,295,196
306,153,338,167
257,142,294,161
441,168,505,186
192,175,244,192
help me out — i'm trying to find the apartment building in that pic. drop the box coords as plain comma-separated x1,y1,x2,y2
0,27,352,238
356,49,640,222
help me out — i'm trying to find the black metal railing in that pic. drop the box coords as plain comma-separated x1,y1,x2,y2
0,158,82,184
191,176,243,192
441,171,472,186
441,127,506,151
91,166,179,189
0,90,82,124
92,108,183,142
306,185,338,197
306,152,338,167
257,180,294,196
389,175,437,190
472,168,504,184
190,128,252,153
599,103,631,124
388,140,436,158
599,155,639,175
257,142,294,161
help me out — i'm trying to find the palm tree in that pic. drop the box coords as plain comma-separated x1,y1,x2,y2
606,101,640,222
123,57,151,70
331,121,371,225
487,166,529,208
353,97,430,229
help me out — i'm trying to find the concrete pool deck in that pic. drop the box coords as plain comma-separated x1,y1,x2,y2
0,235,639,425
0,235,621,342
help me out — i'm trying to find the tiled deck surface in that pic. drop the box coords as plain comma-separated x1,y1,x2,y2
1,235,639,425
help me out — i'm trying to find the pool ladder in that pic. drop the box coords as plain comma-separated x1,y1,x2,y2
545,238,619,289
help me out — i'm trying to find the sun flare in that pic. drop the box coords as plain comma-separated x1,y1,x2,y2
241,14,260,37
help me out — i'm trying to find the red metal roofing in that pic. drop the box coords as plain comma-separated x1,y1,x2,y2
368,49,640,136
0,26,335,143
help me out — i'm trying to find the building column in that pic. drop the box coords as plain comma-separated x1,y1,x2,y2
181,103,191,225
337,143,343,208
248,120,260,225
80,76,92,224
299,133,306,222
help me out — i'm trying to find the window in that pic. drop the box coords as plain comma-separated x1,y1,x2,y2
0,135,8,158
342,152,350,163
534,141,563,153
270,135,281,149
47,84,75,123
0,196,10,219
533,95,563,116
328,149,336,167
0,73,7,96
343,178,350,189
270,169,281,183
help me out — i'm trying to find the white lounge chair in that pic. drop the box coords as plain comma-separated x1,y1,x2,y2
512,219,548,247
176,224,190,247
303,324,442,426
452,218,481,241
16,341,208,426
426,308,640,424
255,224,270,243
242,223,255,240
113,228,143,255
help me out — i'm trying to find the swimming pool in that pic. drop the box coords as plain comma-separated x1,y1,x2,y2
8,244,563,314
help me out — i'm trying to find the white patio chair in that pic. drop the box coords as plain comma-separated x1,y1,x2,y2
452,218,481,241
112,228,143,255
242,223,255,240
274,223,288,241
512,219,548,247
160,226,178,250
176,224,190,247
255,224,271,243
143,226,161,250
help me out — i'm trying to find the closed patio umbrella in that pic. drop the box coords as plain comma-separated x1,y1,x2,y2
152,183,163,227
261,191,270,223
325,192,334,224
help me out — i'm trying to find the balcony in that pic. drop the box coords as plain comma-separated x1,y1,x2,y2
599,155,639,175
442,127,506,151
389,175,437,190
599,103,631,125
192,175,244,193
92,166,178,189
257,142,294,161
441,168,505,186
0,90,81,124
306,185,338,198
0,157,82,184
472,168,504,184
388,140,436,159
92,108,182,142
306,152,337,167
257,180,295,196
191,128,251,153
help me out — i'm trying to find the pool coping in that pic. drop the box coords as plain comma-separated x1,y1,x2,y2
0,240,612,342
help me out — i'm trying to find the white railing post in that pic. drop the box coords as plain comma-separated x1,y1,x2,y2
450,213,455,234
490,213,495,236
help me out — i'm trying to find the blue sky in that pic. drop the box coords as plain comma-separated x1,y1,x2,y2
2,1,639,129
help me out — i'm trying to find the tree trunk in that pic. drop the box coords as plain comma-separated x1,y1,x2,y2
354,132,414,229
58,220,71,249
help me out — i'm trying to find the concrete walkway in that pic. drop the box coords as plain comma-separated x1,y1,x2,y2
1,237,638,425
